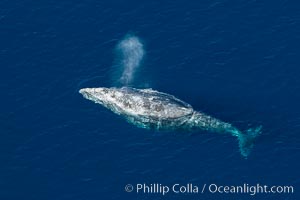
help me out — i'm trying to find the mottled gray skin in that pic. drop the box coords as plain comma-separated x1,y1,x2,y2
79,87,261,157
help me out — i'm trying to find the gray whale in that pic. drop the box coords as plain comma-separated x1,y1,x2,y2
79,87,261,157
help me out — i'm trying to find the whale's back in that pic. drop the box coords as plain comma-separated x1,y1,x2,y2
120,87,193,119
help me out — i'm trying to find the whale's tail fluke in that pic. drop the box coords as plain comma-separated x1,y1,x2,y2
233,126,262,157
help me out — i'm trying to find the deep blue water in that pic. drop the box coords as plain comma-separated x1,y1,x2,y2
1,0,300,199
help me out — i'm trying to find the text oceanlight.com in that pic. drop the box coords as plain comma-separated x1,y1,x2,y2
124,183,294,196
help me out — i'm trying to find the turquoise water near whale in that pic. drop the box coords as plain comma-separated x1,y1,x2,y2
1,0,299,199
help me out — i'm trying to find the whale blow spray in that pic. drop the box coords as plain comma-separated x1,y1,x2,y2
116,35,144,85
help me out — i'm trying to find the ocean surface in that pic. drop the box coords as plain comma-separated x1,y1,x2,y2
1,0,299,199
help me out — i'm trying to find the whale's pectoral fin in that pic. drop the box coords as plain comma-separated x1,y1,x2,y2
237,126,262,158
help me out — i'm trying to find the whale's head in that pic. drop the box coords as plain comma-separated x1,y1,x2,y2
79,87,127,115
79,87,112,106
